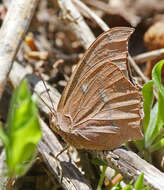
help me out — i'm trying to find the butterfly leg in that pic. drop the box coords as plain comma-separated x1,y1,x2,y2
57,162,63,183
55,145,69,159
54,145,69,183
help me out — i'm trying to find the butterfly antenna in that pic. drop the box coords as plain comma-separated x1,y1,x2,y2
34,90,54,114
36,70,57,117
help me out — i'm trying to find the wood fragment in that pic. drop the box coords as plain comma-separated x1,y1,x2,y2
111,173,123,186
24,33,38,51
25,51,49,60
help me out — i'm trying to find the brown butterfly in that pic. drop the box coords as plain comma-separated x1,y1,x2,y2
50,27,143,150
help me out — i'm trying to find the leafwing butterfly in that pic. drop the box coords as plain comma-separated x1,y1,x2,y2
51,27,143,150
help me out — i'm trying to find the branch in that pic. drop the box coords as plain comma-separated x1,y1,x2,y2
134,48,164,64
72,0,109,31
0,0,39,98
92,148,164,190
57,0,95,49
128,55,149,83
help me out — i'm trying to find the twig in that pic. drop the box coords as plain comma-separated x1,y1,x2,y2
6,177,14,190
129,55,159,99
134,48,164,64
57,0,95,49
72,0,109,31
128,55,149,83
0,0,40,98
93,148,164,190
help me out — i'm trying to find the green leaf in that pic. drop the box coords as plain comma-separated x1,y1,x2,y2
134,140,144,152
134,81,154,152
152,60,164,96
153,128,164,144
0,124,9,148
157,92,164,126
143,185,151,190
145,103,158,148
122,185,132,190
134,173,144,190
149,138,164,153
7,79,31,134
142,81,154,133
8,114,41,175
152,60,164,125
3,79,41,176
110,182,121,190
92,158,107,166
144,60,164,148
136,60,164,157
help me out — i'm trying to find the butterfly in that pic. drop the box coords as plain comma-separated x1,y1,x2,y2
50,27,143,150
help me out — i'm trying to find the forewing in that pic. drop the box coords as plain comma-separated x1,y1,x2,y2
57,62,143,150
58,27,134,111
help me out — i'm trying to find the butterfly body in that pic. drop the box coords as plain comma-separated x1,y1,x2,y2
51,27,143,150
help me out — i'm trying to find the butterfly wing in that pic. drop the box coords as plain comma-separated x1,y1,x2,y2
55,27,143,150
56,61,143,150
58,27,134,111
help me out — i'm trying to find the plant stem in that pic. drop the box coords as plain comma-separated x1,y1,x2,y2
96,165,107,190
6,177,14,190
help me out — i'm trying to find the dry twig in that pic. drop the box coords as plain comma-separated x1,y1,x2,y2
72,0,109,31
128,55,149,83
93,149,164,190
134,48,164,64
57,0,95,49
